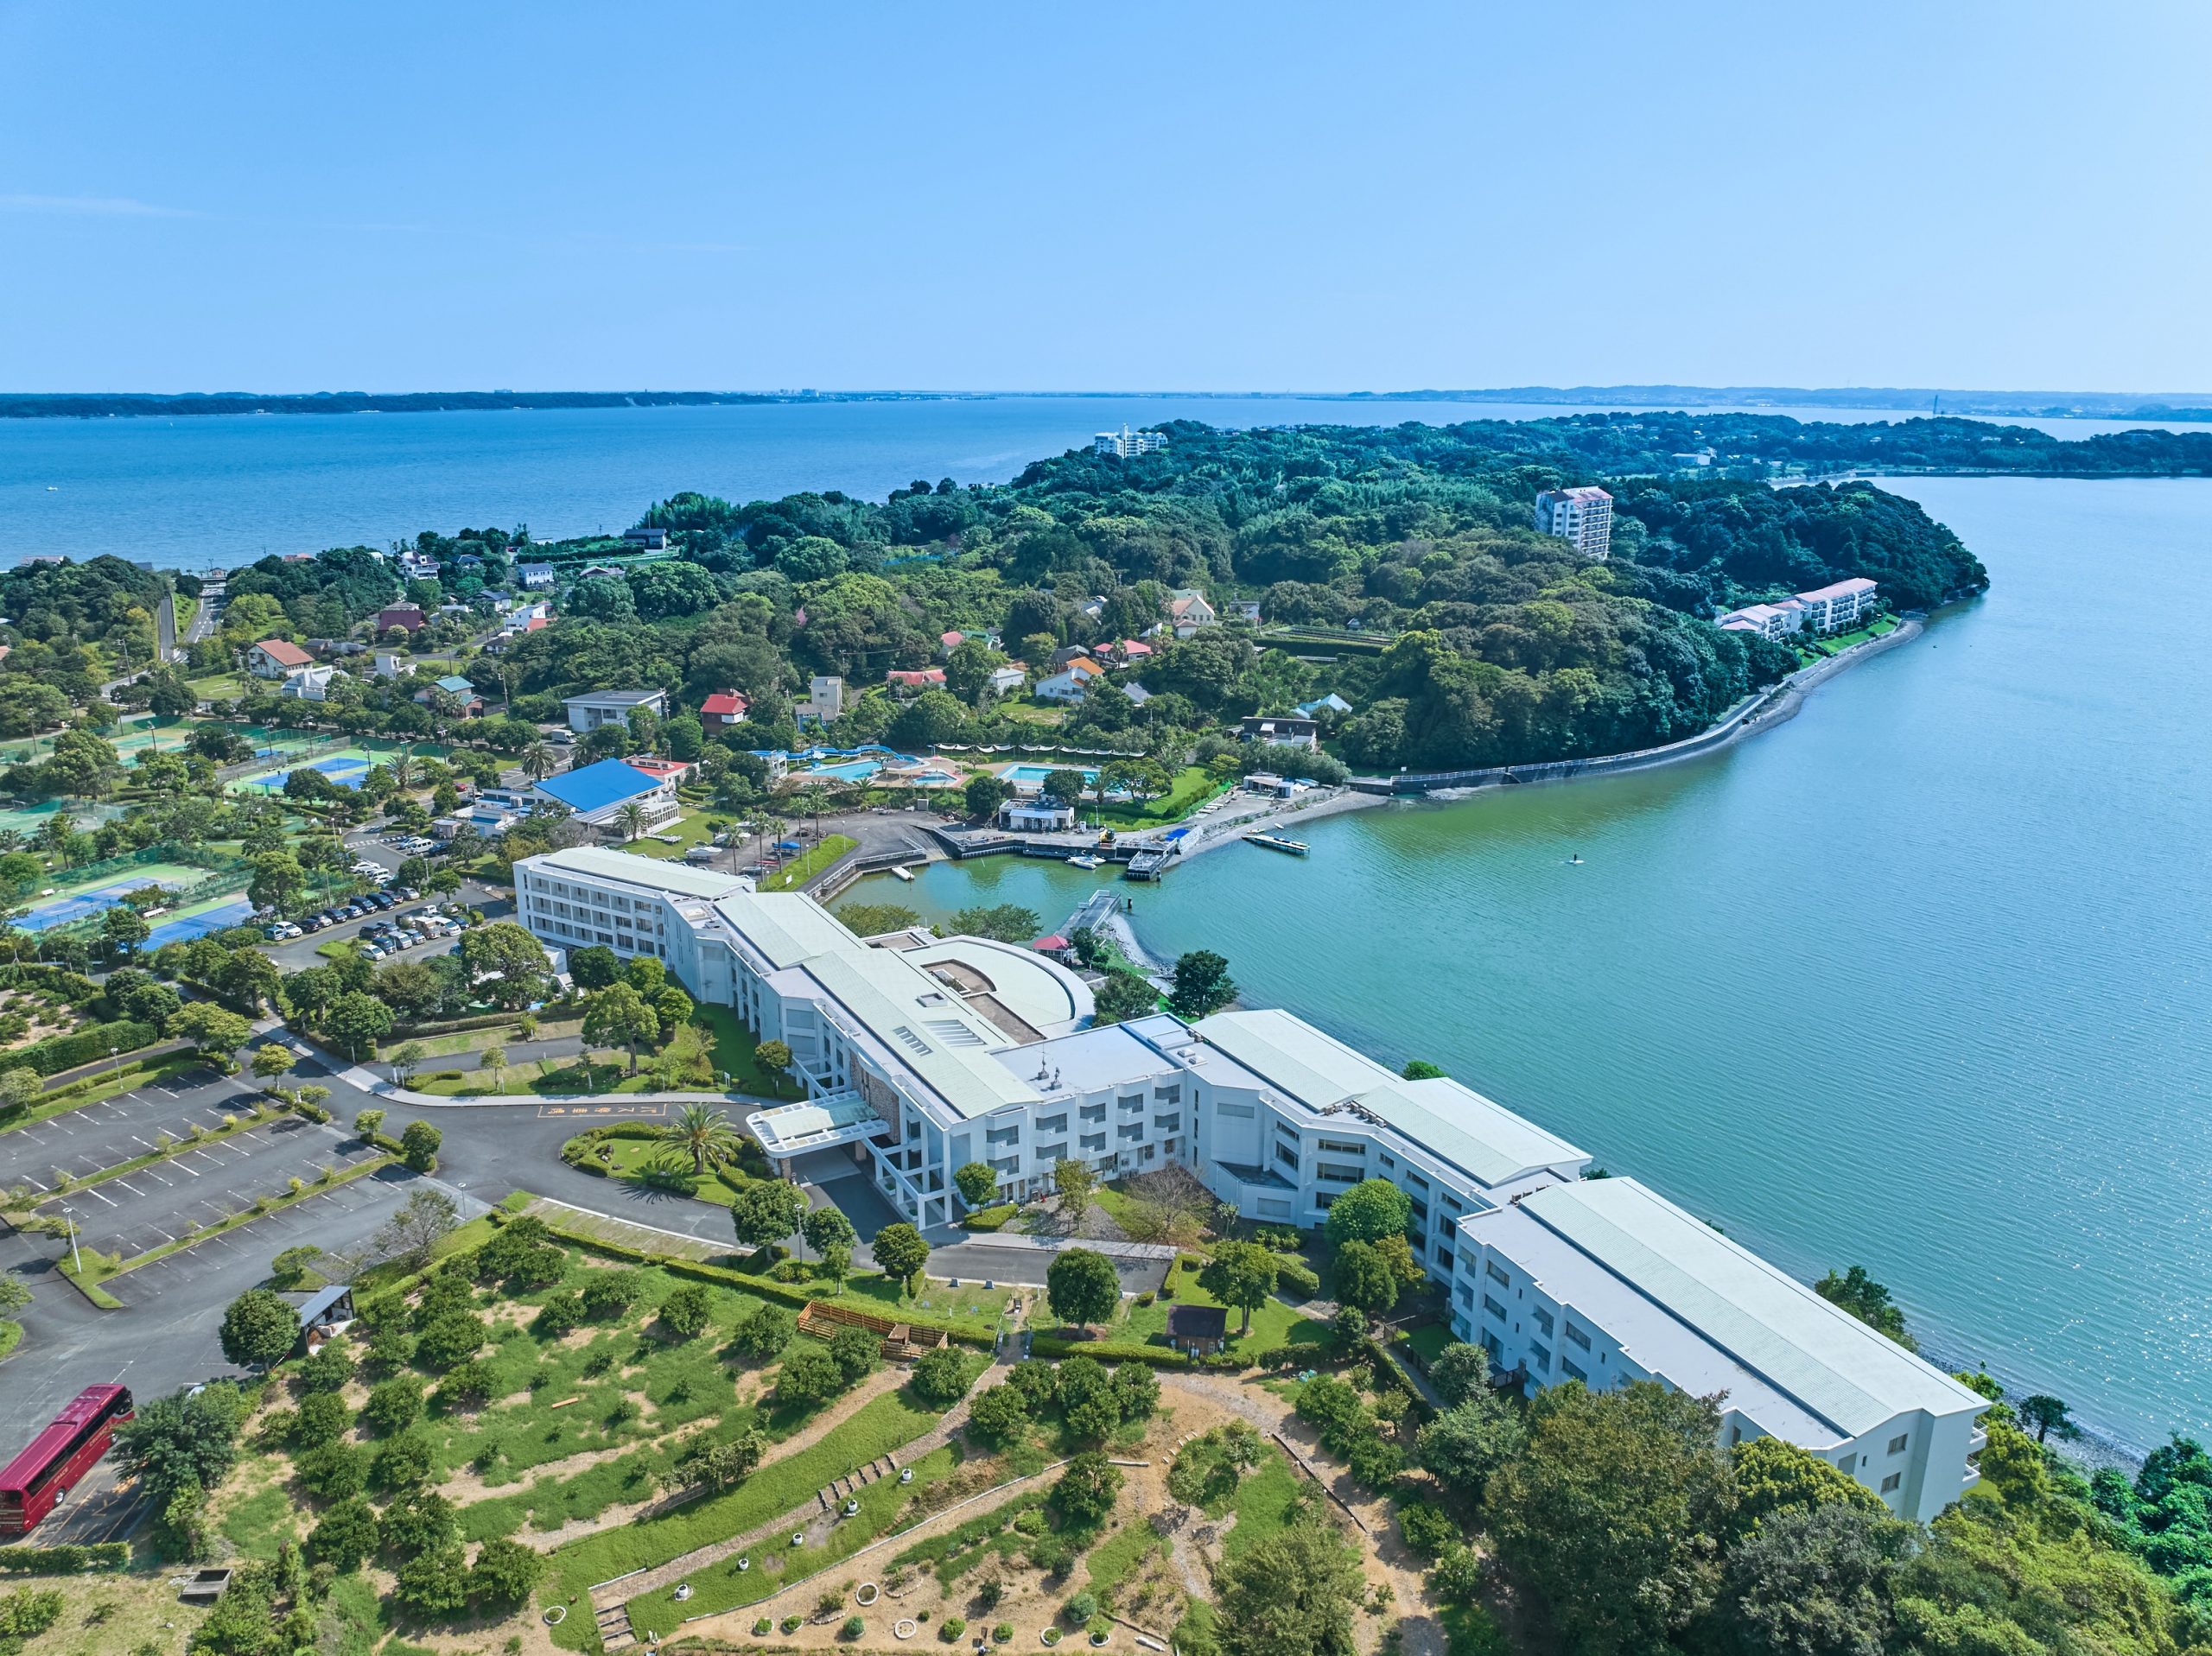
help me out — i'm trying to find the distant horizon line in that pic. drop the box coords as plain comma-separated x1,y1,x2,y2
4,385,2211,422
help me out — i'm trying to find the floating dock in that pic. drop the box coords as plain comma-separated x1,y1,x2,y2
1244,832,1311,856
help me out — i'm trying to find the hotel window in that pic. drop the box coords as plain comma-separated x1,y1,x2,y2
1081,1133,1105,1152
1037,1114,1067,1133
1377,1152,1395,1170
1532,1308,1554,1336
1034,1144,1066,1164
1561,1358,1587,1383
1405,1171,1429,1191
1257,1197,1292,1218
1275,1123,1300,1145
1275,1144,1300,1171
1454,1284,1473,1309
1529,1342,1551,1371
1485,1261,1510,1287
1153,1113,1180,1133
1119,1094,1144,1114
1216,1101,1254,1119
1887,1433,1909,1455
1318,1139,1364,1157
1081,1103,1106,1122
1563,1322,1592,1352
1315,1162,1362,1183
1155,1084,1181,1104
1433,1246,1453,1271
1880,1474,1902,1494
1483,1295,1507,1323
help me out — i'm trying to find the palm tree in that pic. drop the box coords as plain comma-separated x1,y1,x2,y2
616,801,649,842
388,748,417,794
663,1103,741,1175
521,741,555,783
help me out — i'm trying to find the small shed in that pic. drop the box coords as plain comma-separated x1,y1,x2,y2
287,1285,359,1354
1166,1303,1229,1356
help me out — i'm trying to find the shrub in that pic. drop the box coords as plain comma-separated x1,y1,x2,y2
369,1433,434,1493
994,1624,1014,1643
910,1345,972,1407
966,1384,1033,1445
734,1303,796,1361
308,1497,378,1571
415,1310,486,1372
361,1376,424,1436
293,1442,367,1501
842,1615,866,1640
578,1266,646,1319
289,1392,350,1449
1399,1503,1459,1558
295,1342,353,1394
435,1360,495,1410
468,1536,547,1607
940,1616,968,1641
0,1587,66,1644
0,1544,129,1576
531,1292,584,1339
1064,1592,1097,1627
776,1340,845,1408
658,1282,713,1339
830,1323,880,1382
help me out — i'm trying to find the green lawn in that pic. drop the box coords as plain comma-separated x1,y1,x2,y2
542,1385,957,1648
692,1004,802,1096
1402,1323,1454,1364
1092,765,1229,827
616,810,728,862
760,834,858,892
625,1442,965,1634
382,1018,580,1063
187,672,246,701
1115,1273,1319,1360
593,1133,753,1206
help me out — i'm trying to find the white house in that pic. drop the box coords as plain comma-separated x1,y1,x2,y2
987,664,1028,698
1001,800,1076,831
1166,590,1217,638
518,562,557,590
247,638,314,679
561,688,670,732
278,665,347,702
1534,486,1615,561
796,676,846,726
1035,658,1104,702
1715,600,1805,641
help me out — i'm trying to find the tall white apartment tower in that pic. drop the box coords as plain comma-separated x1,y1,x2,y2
1535,485,1615,561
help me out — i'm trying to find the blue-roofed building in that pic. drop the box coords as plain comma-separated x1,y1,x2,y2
534,757,681,832
414,673,483,716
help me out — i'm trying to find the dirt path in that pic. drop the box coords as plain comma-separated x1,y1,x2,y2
599,1356,1006,1611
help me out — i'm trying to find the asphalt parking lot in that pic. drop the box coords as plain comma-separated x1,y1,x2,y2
55,1114,383,1259
0,1067,266,1195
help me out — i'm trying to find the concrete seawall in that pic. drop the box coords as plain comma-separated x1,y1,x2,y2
1370,615,1927,796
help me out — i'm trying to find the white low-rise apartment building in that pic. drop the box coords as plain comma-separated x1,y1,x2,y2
1719,577,1880,640
1451,1177,1986,1524
1534,486,1614,561
1793,577,1880,632
508,847,1986,1522
1094,425,1167,458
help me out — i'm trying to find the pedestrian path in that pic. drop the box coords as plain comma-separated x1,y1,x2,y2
949,1232,1179,1262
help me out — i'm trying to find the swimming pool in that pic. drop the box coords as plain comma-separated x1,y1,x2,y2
1003,764,1099,790
803,759,884,781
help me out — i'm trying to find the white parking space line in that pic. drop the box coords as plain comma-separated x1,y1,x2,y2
130,1136,156,1151
113,1181,143,1197
83,1186,118,1206
173,1158,199,1177
143,1170,173,1187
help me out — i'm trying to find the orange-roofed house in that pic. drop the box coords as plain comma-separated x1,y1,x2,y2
1035,657,1104,702
247,638,314,679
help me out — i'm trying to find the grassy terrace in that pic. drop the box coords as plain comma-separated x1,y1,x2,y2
1110,1264,1321,1360
760,833,858,892
693,1003,802,1095
542,1382,968,1648
624,1440,967,1635
1091,764,1229,827
615,809,726,861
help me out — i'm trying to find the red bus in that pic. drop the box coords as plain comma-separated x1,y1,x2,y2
0,1385,135,1536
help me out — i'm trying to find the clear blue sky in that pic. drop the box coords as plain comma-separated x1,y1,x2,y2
2,1,2204,394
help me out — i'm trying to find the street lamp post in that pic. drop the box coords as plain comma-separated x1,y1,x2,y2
63,1207,81,1276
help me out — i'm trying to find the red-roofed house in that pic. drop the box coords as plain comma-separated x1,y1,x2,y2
886,668,947,694
701,690,751,726
378,604,428,634
247,638,314,678
1117,639,1154,662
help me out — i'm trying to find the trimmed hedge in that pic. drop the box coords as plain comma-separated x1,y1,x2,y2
389,1002,583,1040
1027,1334,1242,1370
0,1542,130,1574
960,1203,1018,1233
1275,1258,1320,1298
522,1213,998,1350
12,1019,158,1077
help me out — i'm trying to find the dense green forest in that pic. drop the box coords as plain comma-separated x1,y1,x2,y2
0,417,2004,773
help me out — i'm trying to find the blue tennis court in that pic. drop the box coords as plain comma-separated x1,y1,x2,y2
147,898,256,948
232,752,375,795
19,876,162,933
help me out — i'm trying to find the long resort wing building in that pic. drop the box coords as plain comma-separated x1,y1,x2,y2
511,846,1988,1522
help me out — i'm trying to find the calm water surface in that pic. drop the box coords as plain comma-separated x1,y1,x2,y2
860,477,2212,1456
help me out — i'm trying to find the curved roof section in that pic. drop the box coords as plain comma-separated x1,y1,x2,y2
906,936,1093,1034
537,758,662,815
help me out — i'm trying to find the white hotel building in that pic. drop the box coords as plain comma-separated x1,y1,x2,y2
512,846,1987,1523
